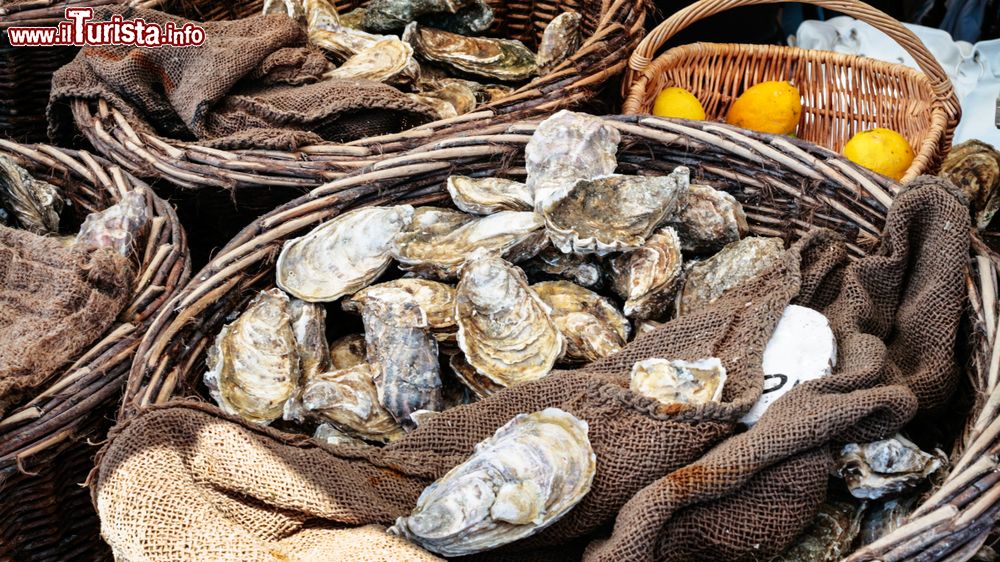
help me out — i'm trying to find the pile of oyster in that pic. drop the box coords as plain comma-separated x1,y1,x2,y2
263,0,584,119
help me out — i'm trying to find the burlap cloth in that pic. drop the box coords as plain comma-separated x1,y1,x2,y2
94,178,969,561
0,226,134,416
47,7,436,150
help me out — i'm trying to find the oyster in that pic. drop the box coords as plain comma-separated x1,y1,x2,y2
629,357,726,407
941,140,1000,229
301,363,405,443
532,280,629,364
388,408,595,556
421,0,494,35
407,93,459,119
774,501,866,562
314,423,367,447
537,11,582,72
263,0,305,23
75,189,150,258
859,496,916,547
303,0,340,28
390,207,547,279
609,226,683,320
524,110,620,209
542,172,687,255
835,435,944,500
204,289,300,424
289,299,330,382
362,288,444,428
449,353,503,398
676,236,784,316
0,155,64,235
455,252,564,387
521,245,603,289
330,334,368,369
363,0,486,32
403,23,537,82
446,175,534,214
277,205,414,302
343,278,457,342
325,38,421,87
666,183,748,252
417,82,478,115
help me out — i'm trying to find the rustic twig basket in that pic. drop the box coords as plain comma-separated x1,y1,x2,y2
0,141,190,561
621,0,962,183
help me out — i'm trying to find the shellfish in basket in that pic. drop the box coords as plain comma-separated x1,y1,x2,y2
835,435,945,500
364,0,493,33
446,175,533,214
389,408,596,556
666,183,749,253
343,278,457,343
403,23,537,82
0,155,64,235
75,189,150,257
329,334,368,369
677,236,784,316
300,363,405,443
532,280,629,365
609,226,683,321
536,11,582,72
325,38,421,86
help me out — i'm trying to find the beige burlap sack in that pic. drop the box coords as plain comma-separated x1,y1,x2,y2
94,179,968,561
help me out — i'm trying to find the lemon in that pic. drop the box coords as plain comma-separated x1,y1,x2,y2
843,128,914,181
726,81,801,135
652,87,706,120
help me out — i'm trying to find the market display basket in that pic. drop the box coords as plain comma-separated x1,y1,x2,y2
622,0,962,183
114,114,996,560
0,141,190,561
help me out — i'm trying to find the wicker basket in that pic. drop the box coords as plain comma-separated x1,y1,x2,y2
0,141,190,561
621,0,962,183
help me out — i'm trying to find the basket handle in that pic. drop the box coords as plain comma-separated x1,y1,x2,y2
623,0,959,119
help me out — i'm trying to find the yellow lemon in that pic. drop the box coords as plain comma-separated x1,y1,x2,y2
652,87,706,120
726,81,801,135
843,128,915,181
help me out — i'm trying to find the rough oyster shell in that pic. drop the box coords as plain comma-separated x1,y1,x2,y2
362,288,444,428
301,363,405,443
303,0,340,28
455,252,564,387
75,189,149,258
314,423,367,447
537,11,582,72
407,93,459,119
277,205,414,302
835,435,944,500
403,23,537,81
521,245,603,289
419,82,478,114
774,501,866,562
204,289,300,424
448,353,503,398
0,155,64,235
609,226,683,320
343,278,457,342
289,299,330,382
329,334,368,369
326,38,420,87
666,183,748,253
524,110,620,209
389,408,595,556
629,357,726,406
941,139,1000,229
532,280,629,364
676,236,784,316
542,172,687,255
446,176,533,214
263,0,305,23
421,0,494,35
390,207,547,279
363,0,485,32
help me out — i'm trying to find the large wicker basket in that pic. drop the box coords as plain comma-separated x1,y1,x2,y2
113,114,996,560
622,0,962,183
0,141,190,561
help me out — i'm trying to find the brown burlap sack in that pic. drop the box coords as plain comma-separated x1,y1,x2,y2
47,7,437,150
0,226,135,416
94,179,968,561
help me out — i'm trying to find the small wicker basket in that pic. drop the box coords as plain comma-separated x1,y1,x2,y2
622,0,962,183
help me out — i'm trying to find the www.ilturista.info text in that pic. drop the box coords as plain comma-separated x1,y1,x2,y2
7,8,206,47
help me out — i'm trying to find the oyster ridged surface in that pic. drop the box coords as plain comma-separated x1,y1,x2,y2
630,357,726,407
609,226,683,320
532,280,629,364
448,353,504,398
75,189,149,257
325,38,420,86
537,11,582,72
941,140,1000,229
301,363,405,443
289,299,330,382
835,435,944,500
447,175,534,215
0,155,64,235
421,0,493,35
667,183,748,253
677,236,784,316
344,278,457,342
364,0,484,32
404,23,537,81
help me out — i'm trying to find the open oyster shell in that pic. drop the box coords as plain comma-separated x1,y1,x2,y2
403,23,537,81
301,363,405,443
537,11,582,72
542,172,687,255
362,288,444,428
448,353,503,398
75,189,149,258
0,155,64,235
326,38,421,87
629,357,726,407
204,289,300,424
277,205,414,302
289,299,330,382
344,278,457,342
390,207,547,279
666,183,748,253
329,334,368,369
521,245,604,289
941,139,1000,229
609,226,683,320
456,252,564,388
389,408,595,556
446,175,534,214
532,280,629,365
835,435,944,500
676,236,784,316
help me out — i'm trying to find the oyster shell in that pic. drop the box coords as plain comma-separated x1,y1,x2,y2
362,288,444,428
609,226,683,320
542,172,687,255
388,408,595,556
326,38,420,87
859,496,916,547
629,357,726,407
941,140,1000,229
455,252,564,387
403,23,537,81
390,207,547,280
537,11,582,72
421,0,494,35
524,110,620,209
329,334,368,369
289,299,330,382
277,205,414,302
363,0,485,32
666,183,748,253
263,0,305,23
0,155,64,235
446,175,534,214
314,423,367,447
532,280,629,364
676,236,784,316
636,320,665,336
204,289,300,424
303,0,340,28
521,245,603,289
835,435,944,500
449,353,503,398
75,189,149,258
407,93,459,119
774,501,866,562
301,363,405,443
416,82,478,115
343,278,457,342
